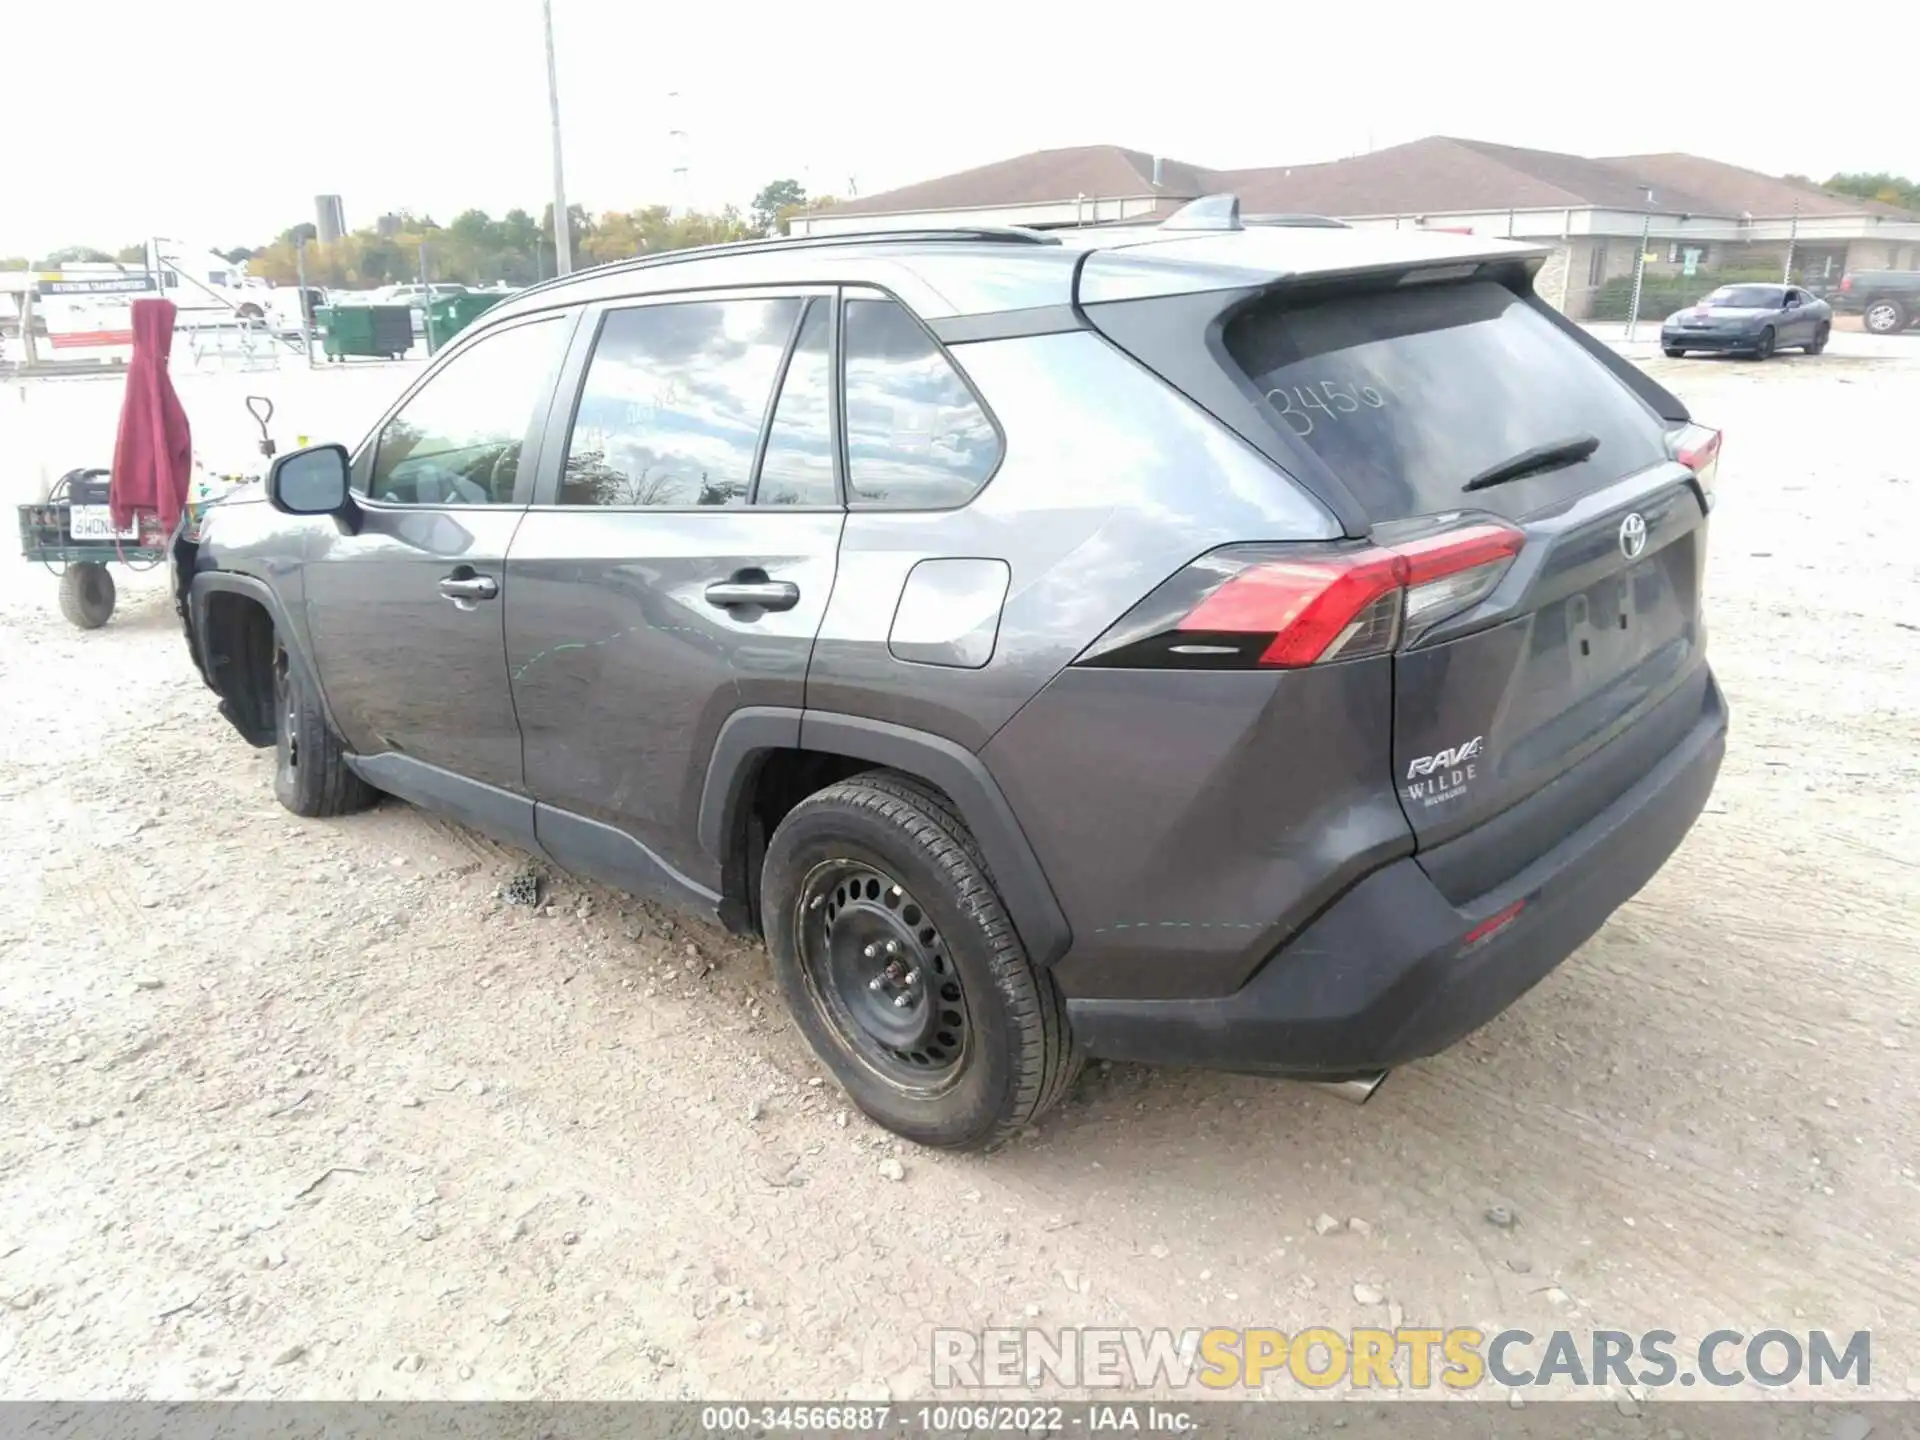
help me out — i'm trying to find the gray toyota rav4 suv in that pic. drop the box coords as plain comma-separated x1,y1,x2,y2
174,198,1727,1148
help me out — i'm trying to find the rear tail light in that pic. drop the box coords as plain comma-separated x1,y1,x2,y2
1840,274,1854,292
1076,521,1524,671
1669,422,1722,508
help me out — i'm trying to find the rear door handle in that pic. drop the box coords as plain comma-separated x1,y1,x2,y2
704,579,800,612
438,573,499,602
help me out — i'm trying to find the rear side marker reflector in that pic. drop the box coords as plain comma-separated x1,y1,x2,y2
1461,899,1526,949
1077,522,1524,671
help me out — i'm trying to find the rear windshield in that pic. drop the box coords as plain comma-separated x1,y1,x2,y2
1226,280,1667,521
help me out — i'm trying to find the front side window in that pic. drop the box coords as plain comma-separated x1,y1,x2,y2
842,297,1001,509
365,316,565,505
560,297,801,508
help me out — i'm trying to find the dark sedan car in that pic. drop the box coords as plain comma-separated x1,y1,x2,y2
1661,283,1831,359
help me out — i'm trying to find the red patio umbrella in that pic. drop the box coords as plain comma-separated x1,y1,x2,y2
108,298,193,532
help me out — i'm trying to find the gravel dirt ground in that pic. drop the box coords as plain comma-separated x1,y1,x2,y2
0,351,1914,1403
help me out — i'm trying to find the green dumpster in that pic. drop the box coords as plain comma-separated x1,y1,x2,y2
425,293,504,353
318,305,413,362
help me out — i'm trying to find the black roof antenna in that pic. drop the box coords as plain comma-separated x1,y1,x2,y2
1161,194,1243,231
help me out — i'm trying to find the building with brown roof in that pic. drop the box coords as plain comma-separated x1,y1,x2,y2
790,137,1920,318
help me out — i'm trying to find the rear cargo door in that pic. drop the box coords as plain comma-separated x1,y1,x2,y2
1225,279,1713,898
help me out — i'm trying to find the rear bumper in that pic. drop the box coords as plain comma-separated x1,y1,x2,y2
1066,676,1727,1075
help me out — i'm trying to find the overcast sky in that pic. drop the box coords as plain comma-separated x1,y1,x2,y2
8,0,1915,258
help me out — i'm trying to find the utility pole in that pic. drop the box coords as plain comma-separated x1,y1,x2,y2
542,0,572,276
295,238,314,367
667,90,690,219
1783,199,1799,284
1625,188,1654,342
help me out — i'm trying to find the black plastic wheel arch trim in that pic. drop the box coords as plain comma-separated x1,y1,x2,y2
699,707,1072,967
189,572,339,746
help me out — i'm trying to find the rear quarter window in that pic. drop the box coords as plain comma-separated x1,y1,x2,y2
1225,279,1668,521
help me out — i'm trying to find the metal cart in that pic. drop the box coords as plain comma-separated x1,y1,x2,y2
16,470,172,628
16,397,276,629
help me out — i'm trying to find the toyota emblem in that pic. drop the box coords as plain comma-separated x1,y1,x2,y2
1618,512,1648,561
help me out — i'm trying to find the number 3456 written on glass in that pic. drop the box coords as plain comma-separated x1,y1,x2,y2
1264,380,1386,437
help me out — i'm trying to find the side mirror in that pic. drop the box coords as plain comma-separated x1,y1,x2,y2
267,443,352,515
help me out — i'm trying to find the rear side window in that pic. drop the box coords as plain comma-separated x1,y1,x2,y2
842,297,1001,509
754,299,836,506
1226,280,1667,521
560,297,801,508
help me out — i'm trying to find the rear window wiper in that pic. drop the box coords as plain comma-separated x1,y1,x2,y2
1462,433,1600,493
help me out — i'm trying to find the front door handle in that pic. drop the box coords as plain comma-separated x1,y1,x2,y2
439,573,499,603
705,579,800,612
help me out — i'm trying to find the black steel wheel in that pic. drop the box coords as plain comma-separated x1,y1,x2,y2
762,772,1081,1149
794,860,972,1091
272,638,377,818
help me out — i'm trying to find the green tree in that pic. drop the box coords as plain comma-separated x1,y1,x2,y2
40,245,114,265
1822,172,1920,210
232,191,789,290
751,178,807,236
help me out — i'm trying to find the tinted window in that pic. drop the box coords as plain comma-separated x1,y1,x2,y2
561,298,800,508
366,317,565,505
842,297,1000,509
1704,285,1784,308
1226,280,1667,522
754,299,836,506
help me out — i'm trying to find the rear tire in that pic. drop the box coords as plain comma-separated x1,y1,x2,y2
1863,298,1907,335
1806,322,1830,355
1663,347,1685,358
762,772,1082,1149
1749,327,1776,360
272,640,376,818
58,562,115,629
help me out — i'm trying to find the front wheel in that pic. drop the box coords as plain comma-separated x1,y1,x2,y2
1806,322,1830,355
58,562,115,628
1663,347,1685,358
762,773,1082,1149
1749,327,1776,360
272,641,376,818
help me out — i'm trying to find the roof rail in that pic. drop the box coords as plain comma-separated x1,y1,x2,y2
511,226,1058,304
1160,194,1243,231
